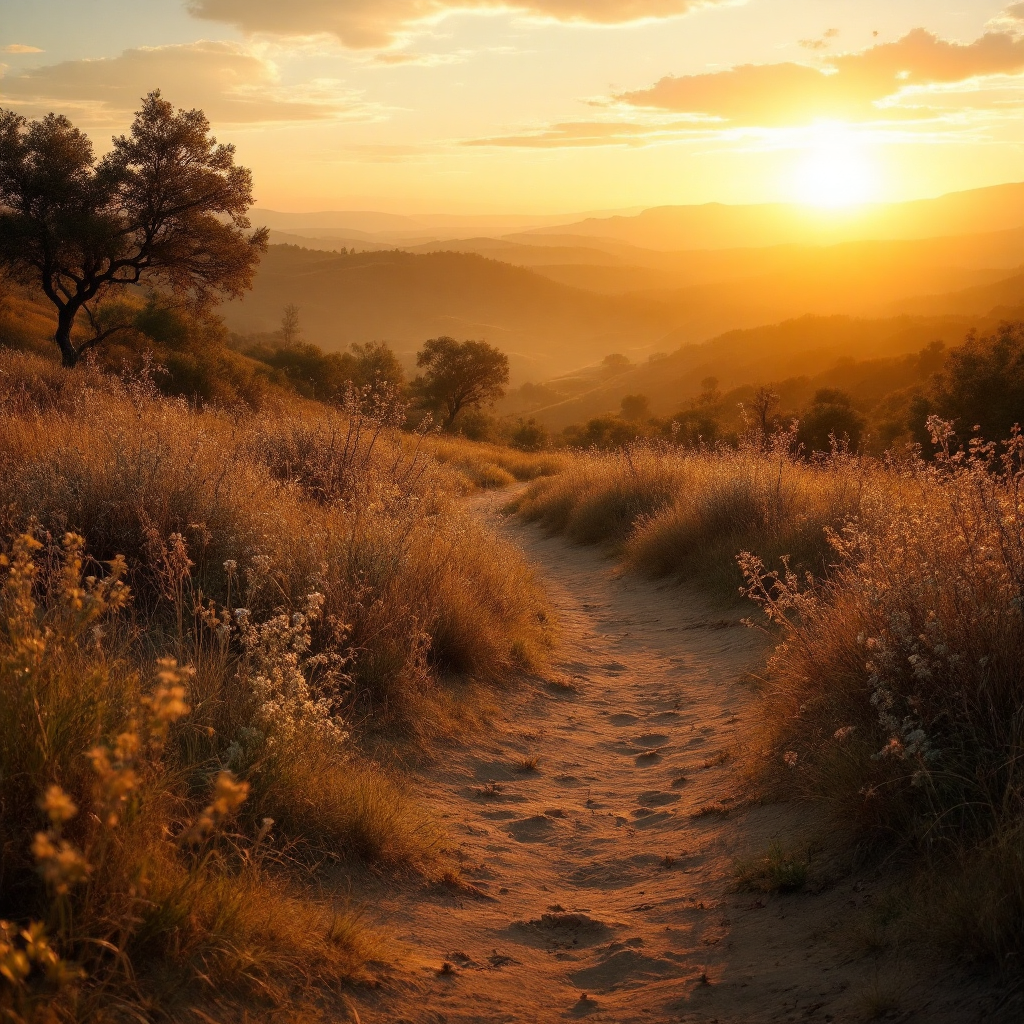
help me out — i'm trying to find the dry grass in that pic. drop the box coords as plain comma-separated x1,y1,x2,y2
419,435,564,490
515,428,1024,968
511,437,869,598
0,349,552,1019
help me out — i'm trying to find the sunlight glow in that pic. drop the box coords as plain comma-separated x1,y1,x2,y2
793,129,879,208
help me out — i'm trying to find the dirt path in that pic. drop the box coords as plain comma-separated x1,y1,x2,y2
354,496,1004,1023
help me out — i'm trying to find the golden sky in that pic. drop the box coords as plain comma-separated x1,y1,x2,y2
1,1,1023,212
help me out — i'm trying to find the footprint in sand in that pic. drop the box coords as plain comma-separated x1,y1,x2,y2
637,790,680,807
609,713,640,727
509,913,614,949
569,945,684,992
508,814,557,842
631,733,669,748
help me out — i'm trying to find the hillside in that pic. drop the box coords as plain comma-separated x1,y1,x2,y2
514,307,1024,429
221,246,687,380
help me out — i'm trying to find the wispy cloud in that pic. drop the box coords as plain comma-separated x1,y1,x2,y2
1,44,44,54
464,116,714,147
187,0,731,49
0,40,377,127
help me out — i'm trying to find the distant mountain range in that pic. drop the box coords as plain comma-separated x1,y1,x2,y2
222,182,1023,394
516,182,1024,251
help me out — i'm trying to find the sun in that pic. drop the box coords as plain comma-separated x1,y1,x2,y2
793,130,878,208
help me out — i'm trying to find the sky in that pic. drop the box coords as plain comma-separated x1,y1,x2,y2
1,0,1022,213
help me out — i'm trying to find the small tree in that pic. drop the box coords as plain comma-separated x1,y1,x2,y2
620,394,650,421
413,336,509,429
280,304,301,347
0,91,267,367
747,385,780,437
797,388,866,454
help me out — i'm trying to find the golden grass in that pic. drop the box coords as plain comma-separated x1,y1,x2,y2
515,430,1024,967
0,349,552,1018
418,434,565,490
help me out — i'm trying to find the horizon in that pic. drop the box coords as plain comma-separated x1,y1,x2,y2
2,1,1023,213
249,178,1024,219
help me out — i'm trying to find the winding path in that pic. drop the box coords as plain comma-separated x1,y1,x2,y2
355,495,1002,1023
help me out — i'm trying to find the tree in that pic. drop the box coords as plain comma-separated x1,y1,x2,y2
280,304,300,347
928,323,1024,442
746,385,780,437
0,91,267,367
602,353,631,373
413,336,509,429
348,341,404,391
620,394,650,421
797,388,866,454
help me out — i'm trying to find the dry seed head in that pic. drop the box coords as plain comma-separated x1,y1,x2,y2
32,833,90,895
39,785,77,826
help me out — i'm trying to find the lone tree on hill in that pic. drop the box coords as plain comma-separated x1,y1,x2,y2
0,91,267,367
413,336,509,429
280,304,301,347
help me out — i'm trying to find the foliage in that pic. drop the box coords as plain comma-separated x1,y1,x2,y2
0,345,555,1016
619,394,650,421
413,336,510,429
0,92,266,367
796,388,867,454
242,336,405,403
927,322,1024,444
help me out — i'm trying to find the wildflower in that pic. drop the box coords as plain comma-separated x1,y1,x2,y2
186,770,250,842
783,751,798,768
146,659,191,746
32,833,90,895
39,785,77,825
872,737,904,761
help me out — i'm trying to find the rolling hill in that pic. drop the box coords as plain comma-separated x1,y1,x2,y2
220,246,687,380
511,305,1024,429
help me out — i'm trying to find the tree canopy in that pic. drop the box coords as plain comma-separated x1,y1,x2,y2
797,388,866,454
0,91,267,366
413,336,509,429
929,323,1024,442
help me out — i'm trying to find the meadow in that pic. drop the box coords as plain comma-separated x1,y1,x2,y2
0,347,556,1021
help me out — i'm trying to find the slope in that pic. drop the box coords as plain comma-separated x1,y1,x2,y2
219,246,687,380
517,306,1023,429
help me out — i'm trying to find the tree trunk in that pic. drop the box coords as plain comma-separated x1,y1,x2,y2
55,310,79,368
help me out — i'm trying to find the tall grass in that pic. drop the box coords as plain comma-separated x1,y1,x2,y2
0,349,552,1018
516,431,1024,967
512,436,872,595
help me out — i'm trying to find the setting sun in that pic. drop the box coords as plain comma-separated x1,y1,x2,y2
794,131,878,207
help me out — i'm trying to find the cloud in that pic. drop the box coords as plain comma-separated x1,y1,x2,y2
620,29,1024,125
798,27,838,52
1,44,44,54
994,2,1024,24
187,0,724,49
464,117,712,147
0,40,371,127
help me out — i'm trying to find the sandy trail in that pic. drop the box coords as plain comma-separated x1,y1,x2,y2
355,495,1002,1023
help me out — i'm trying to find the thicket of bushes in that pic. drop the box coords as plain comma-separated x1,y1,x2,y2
0,348,552,1020
513,419,1024,968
